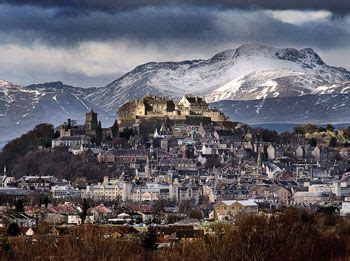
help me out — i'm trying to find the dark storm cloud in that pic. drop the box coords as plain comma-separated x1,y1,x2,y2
0,1,349,87
0,4,348,51
1,0,349,14
0,5,216,46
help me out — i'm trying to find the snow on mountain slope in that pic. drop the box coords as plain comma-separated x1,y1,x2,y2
1,44,350,143
312,81,350,94
85,44,350,113
0,81,112,142
212,94,350,124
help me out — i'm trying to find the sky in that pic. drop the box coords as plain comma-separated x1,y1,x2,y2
0,0,349,87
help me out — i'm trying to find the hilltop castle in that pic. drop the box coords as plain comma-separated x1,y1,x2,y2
117,95,228,128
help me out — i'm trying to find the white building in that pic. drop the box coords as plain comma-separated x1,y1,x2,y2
51,184,80,199
340,199,350,216
52,136,89,148
293,191,332,204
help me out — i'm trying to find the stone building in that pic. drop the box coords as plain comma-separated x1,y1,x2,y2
85,109,98,136
117,96,176,120
177,96,208,115
117,95,230,128
211,200,258,221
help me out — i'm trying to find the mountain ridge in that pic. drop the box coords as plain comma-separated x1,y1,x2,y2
1,44,350,142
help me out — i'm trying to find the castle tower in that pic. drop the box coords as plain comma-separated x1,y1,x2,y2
85,109,98,136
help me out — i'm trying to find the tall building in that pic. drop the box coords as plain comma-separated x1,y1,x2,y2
85,109,98,136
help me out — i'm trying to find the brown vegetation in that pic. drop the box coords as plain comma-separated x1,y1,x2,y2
1,208,349,260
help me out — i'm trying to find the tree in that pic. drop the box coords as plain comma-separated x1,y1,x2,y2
189,210,203,220
294,124,318,135
15,199,24,213
253,128,279,142
167,214,182,224
42,195,50,208
0,123,54,173
7,223,20,237
317,206,339,216
111,120,119,137
119,127,135,140
142,229,157,251
1,239,11,252
179,199,195,214
79,198,90,224
153,199,167,215
329,137,337,147
308,138,317,147
326,124,334,132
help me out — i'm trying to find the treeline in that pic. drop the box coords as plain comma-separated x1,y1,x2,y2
0,124,123,182
0,124,55,173
253,124,350,146
163,208,350,260
0,208,349,260
6,147,123,182
252,128,304,143
293,123,350,136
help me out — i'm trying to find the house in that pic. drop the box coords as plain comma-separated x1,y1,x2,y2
158,158,198,171
25,227,35,236
264,162,282,179
52,136,89,148
340,199,350,216
339,148,350,160
293,191,332,205
213,130,236,141
97,149,171,163
266,185,291,205
16,175,64,190
82,181,124,200
0,174,14,187
89,204,113,223
51,184,80,199
67,214,83,225
129,204,156,223
211,199,258,221
2,213,36,227
267,144,283,160
108,213,132,224
333,173,350,197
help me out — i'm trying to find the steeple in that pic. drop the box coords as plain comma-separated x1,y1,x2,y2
145,155,152,177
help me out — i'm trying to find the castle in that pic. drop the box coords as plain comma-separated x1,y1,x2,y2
117,95,228,128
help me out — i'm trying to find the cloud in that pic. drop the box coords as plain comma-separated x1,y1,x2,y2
0,4,348,49
1,0,350,15
269,10,332,25
0,2,349,86
0,4,216,46
0,40,218,86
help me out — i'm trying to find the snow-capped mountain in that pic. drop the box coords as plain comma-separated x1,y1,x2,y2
1,44,350,144
204,45,350,102
85,44,350,113
212,94,350,125
0,81,112,142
